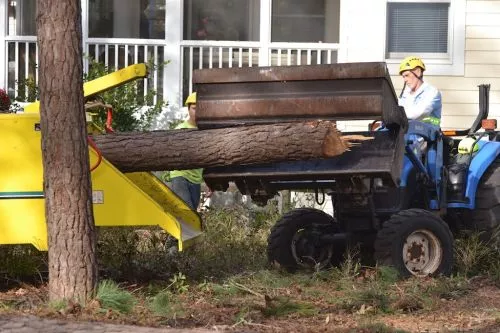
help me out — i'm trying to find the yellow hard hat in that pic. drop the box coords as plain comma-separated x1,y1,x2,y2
185,92,197,106
399,56,426,75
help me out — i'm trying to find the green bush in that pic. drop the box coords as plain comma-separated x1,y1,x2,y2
95,280,136,314
97,227,172,282
95,204,278,282
454,228,500,278
0,245,46,281
170,205,278,280
83,59,166,132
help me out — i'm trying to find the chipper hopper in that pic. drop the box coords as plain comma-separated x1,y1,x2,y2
0,64,202,251
194,62,408,200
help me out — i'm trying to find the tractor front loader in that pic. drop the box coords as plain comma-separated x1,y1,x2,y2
0,64,202,251
194,62,500,277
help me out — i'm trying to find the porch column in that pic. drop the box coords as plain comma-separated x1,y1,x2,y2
81,0,89,73
259,0,271,66
164,0,183,118
0,0,6,91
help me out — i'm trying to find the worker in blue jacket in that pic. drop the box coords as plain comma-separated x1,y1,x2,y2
398,56,442,126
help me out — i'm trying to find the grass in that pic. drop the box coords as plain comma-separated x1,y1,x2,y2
261,295,319,317
95,280,136,314
0,201,500,331
356,322,410,333
149,290,185,317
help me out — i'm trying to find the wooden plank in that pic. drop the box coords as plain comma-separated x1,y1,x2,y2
442,103,500,116
467,26,500,39
441,115,480,130
441,90,500,104
466,38,500,50
466,50,500,64
465,64,500,77
423,76,500,90
467,1,500,13
466,13,500,26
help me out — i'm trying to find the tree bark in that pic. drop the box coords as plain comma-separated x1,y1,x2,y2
37,0,97,302
91,121,368,172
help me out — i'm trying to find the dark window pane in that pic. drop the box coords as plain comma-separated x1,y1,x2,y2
271,0,340,43
89,0,165,39
183,0,260,41
8,0,37,36
387,2,449,53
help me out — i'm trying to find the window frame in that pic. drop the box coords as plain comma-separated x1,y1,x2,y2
384,0,465,76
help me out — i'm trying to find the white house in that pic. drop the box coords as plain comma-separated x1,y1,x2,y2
0,0,498,131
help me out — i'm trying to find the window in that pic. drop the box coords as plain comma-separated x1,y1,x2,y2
89,0,165,39
8,0,36,36
385,0,465,76
183,0,260,41
386,2,449,57
271,0,340,43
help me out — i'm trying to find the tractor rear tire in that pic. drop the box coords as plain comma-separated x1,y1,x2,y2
374,209,454,277
267,208,344,272
471,160,500,232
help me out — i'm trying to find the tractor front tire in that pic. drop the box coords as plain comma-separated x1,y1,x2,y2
267,208,343,272
472,160,500,232
374,209,454,277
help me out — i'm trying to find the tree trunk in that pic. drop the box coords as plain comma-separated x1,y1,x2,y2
37,0,97,302
91,121,365,172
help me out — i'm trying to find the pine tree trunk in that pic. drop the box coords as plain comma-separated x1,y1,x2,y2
91,121,361,172
37,0,97,302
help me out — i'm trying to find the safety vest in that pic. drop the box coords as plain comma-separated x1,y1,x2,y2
422,116,440,126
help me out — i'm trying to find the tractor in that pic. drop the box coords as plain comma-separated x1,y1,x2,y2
193,62,500,277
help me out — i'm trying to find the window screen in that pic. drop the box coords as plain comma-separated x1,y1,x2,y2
387,2,449,54
271,0,340,43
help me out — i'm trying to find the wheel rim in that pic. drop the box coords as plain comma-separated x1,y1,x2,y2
402,229,443,277
291,228,333,269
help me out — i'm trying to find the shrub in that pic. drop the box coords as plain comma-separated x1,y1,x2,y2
83,59,166,132
170,204,278,280
95,280,136,314
454,228,500,278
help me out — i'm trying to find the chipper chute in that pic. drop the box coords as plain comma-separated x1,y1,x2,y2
194,62,407,196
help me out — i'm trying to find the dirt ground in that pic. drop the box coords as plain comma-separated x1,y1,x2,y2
1,275,500,333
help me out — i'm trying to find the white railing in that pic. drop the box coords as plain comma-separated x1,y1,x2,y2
180,41,340,96
180,41,261,95
85,38,166,104
4,37,167,104
269,42,340,66
4,37,341,108
4,36,38,100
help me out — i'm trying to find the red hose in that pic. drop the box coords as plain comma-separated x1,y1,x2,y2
105,107,114,133
87,136,102,172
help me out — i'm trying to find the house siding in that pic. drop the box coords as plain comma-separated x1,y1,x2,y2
384,1,500,130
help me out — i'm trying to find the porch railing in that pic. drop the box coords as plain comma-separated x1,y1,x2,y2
85,38,166,104
180,40,340,100
4,37,340,110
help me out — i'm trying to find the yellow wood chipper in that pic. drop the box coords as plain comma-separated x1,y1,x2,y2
0,64,202,251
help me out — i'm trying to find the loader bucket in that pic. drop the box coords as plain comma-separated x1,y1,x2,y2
194,62,407,130
194,62,407,193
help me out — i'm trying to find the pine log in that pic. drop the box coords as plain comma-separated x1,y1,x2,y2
90,121,370,172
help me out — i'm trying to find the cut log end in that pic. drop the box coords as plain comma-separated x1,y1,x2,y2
322,124,374,157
